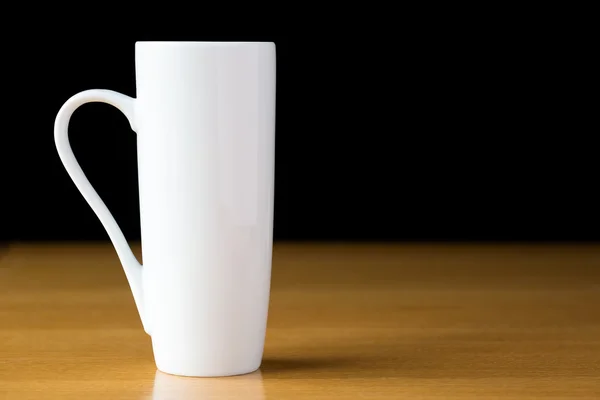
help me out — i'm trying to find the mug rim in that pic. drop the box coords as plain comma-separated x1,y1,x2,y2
135,41,274,45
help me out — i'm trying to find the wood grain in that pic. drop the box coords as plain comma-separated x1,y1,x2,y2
0,242,599,399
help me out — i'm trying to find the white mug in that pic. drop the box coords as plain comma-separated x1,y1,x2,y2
54,41,276,377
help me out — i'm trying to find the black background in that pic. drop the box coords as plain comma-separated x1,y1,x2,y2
2,22,597,243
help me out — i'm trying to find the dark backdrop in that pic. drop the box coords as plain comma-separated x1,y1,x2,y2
2,26,596,243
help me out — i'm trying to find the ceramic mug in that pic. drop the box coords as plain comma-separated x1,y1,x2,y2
54,41,276,377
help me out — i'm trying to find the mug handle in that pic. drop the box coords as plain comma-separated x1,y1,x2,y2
54,89,148,334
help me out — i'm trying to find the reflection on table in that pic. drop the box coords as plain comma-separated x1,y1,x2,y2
151,370,264,400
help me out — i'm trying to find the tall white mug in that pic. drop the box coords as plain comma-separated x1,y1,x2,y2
54,41,276,377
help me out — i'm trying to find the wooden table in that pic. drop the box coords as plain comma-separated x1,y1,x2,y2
0,242,599,399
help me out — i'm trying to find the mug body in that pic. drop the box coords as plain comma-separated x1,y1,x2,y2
134,41,276,377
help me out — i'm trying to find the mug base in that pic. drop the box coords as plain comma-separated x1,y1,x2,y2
155,362,261,378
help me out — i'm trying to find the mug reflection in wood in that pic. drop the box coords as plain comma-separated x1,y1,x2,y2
152,370,264,399
54,41,276,377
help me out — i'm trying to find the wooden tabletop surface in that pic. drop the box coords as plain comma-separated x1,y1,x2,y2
0,242,599,399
